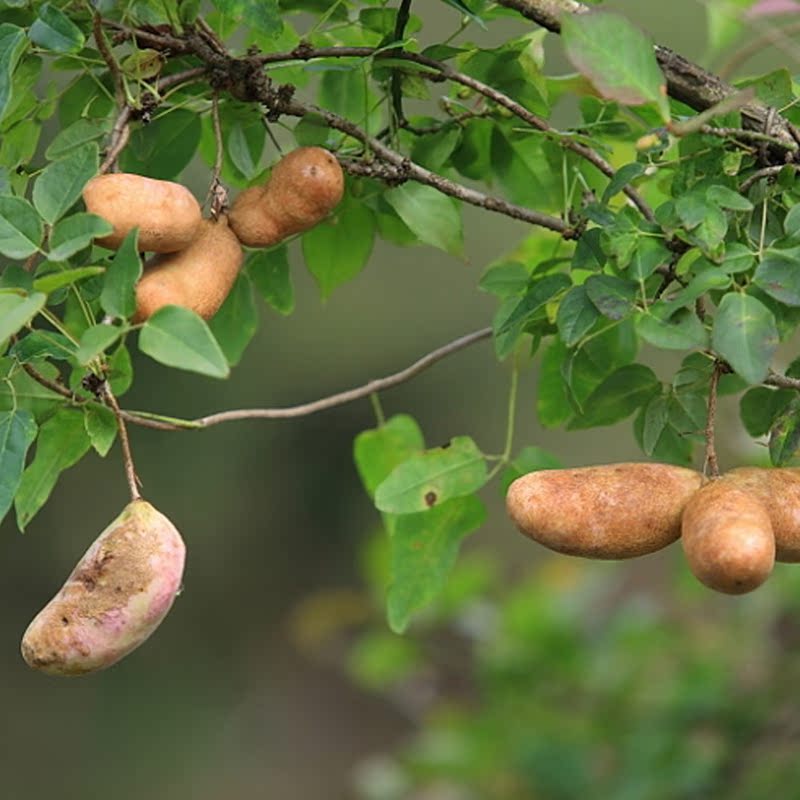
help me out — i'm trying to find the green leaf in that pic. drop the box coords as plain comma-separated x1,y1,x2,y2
0,195,42,259
32,142,98,225
0,265,32,292
707,184,753,212
9,330,75,362
107,344,133,396
139,305,230,379
83,404,117,458
754,246,800,306
635,308,709,350
438,0,487,28
0,408,36,525
769,395,800,466
0,292,45,341
568,363,660,429
211,0,283,37
657,266,731,317
712,293,778,385
48,213,113,261
740,386,793,438
641,394,669,456
0,358,63,420
385,183,463,256
479,262,529,297
29,4,85,53
557,284,599,347
629,237,669,281
247,245,294,315
120,109,201,180
227,121,260,179
584,274,637,320
119,49,164,81
562,11,669,121
375,436,488,514
494,273,571,339
354,414,425,498
721,243,755,274
15,408,92,530
75,324,123,366
33,265,105,294
387,494,486,633
784,203,800,239
208,272,258,366
602,162,645,204
0,24,27,126
537,338,573,428
46,118,111,160
302,197,375,299
500,446,562,496
100,228,142,320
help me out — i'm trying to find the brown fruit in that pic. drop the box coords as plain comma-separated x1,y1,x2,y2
134,215,243,322
681,478,775,594
82,173,202,252
725,467,800,562
228,146,344,247
21,500,186,676
506,463,704,559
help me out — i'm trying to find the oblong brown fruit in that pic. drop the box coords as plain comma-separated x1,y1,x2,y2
228,146,344,247
21,500,186,676
506,463,704,559
724,467,800,562
83,173,202,252
134,215,243,322
681,478,775,594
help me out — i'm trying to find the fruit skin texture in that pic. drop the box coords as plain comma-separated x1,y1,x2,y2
506,463,704,559
134,215,243,322
228,146,344,247
82,173,202,253
21,500,186,676
681,478,775,594
725,467,800,562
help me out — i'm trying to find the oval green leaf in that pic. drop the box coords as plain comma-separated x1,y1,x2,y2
138,305,230,379
562,11,669,121
375,436,488,514
712,293,778,385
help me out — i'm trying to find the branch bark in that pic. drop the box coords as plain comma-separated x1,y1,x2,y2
119,328,494,431
495,0,800,157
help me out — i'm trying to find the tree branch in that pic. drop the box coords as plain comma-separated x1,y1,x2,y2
495,0,800,157
120,328,494,431
765,371,800,391
277,96,574,235
258,45,655,221
704,360,723,478
390,0,413,130
102,383,142,501
93,12,125,109
20,363,82,403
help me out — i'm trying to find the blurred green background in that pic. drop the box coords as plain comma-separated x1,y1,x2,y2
4,1,800,798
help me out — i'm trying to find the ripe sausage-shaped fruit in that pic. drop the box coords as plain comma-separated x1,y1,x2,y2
82,173,202,253
681,478,775,594
506,463,704,559
725,467,800,562
228,146,344,247
21,500,185,676
134,215,243,322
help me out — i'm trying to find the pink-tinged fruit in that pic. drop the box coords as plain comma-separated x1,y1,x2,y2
21,500,185,676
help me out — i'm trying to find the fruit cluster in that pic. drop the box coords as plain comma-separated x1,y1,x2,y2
21,148,345,677
506,463,800,595
82,146,344,322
